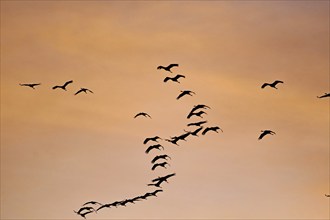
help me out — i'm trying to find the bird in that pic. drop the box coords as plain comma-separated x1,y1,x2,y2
143,136,162,144
82,201,103,206
152,173,176,183
185,126,204,136
74,207,95,215
258,130,276,140
134,112,152,119
145,144,164,154
176,131,191,141
74,209,94,219
164,74,185,83
325,194,330,197
151,154,171,164
148,189,163,197
187,120,207,127
75,88,93,95
261,80,284,89
317,93,330,98
19,83,41,89
151,162,170,171
52,80,73,90
147,180,165,188
191,104,211,112
165,138,180,146
157,64,179,73
177,90,195,100
202,126,223,135
187,110,207,119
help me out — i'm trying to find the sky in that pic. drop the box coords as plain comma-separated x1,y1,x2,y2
1,1,329,219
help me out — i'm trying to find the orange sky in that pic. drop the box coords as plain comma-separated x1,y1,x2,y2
1,1,329,219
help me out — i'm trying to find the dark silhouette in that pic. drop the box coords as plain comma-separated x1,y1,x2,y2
145,144,164,154
147,180,165,188
202,126,223,135
185,126,204,136
120,199,135,206
143,136,162,144
148,189,163,197
190,104,210,113
176,131,191,141
157,64,179,73
152,173,176,183
258,130,276,140
187,120,207,127
52,80,73,90
134,112,152,119
134,194,149,200
165,138,180,146
317,93,330,98
74,209,94,219
151,154,171,163
82,201,103,206
164,74,185,83
19,83,41,89
96,203,113,212
187,110,207,119
261,80,284,89
325,194,330,197
75,88,93,95
74,207,95,215
177,90,195,100
151,161,170,170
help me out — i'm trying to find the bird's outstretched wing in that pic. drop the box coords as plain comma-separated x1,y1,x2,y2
261,83,269,89
176,74,185,79
164,77,171,82
273,80,284,85
202,127,211,135
87,89,93,93
74,89,83,95
176,92,186,100
167,64,179,69
258,132,267,140
63,80,73,87
52,85,61,90
157,66,165,70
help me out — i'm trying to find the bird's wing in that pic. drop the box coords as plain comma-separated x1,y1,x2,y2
274,80,284,84
75,89,83,95
261,83,269,89
157,66,164,70
176,74,185,79
143,138,150,144
151,156,160,163
87,89,93,93
202,127,210,135
176,92,185,100
164,77,171,82
32,83,41,86
145,146,153,154
151,164,159,170
258,132,266,140
167,64,179,69
63,80,73,87
134,113,142,118
52,86,60,89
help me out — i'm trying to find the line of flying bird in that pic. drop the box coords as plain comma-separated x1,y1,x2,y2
19,80,93,95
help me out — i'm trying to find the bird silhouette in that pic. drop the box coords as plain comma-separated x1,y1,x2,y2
191,104,210,112
176,131,191,141
317,93,330,98
165,138,180,146
52,80,73,90
19,83,41,89
187,120,207,127
82,201,103,206
74,207,95,215
75,88,93,95
152,173,176,183
74,209,94,219
258,130,276,140
157,64,179,73
164,74,185,83
187,110,207,119
143,136,162,144
134,112,152,119
151,154,171,163
148,189,163,197
261,80,284,89
151,161,170,171
185,126,204,136
145,144,164,154
147,180,165,188
202,126,223,135
177,90,195,100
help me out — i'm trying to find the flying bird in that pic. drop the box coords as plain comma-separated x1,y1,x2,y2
52,80,73,90
202,126,223,135
185,126,204,136
151,154,171,164
152,173,176,183
261,80,284,89
19,83,41,89
187,120,207,127
74,207,95,215
164,74,185,83
317,93,330,98
165,138,180,146
157,64,179,73
74,209,94,219
258,130,276,140
82,201,103,206
148,189,163,197
75,88,93,95
187,110,207,119
145,144,164,154
134,112,152,119
143,136,162,144
177,90,195,100
151,162,170,171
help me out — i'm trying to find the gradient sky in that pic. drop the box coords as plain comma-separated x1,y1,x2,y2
1,1,329,219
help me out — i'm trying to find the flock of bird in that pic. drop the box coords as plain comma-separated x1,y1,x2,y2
19,63,329,219
19,80,93,95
